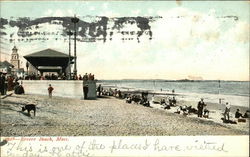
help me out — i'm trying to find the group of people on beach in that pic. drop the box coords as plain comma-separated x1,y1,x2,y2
222,102,250,123
125,92,150,107
97,86,250,124
3,76,249,125
160,97,177,109
195,98,250,123
0,73,25,95
196,98,250,123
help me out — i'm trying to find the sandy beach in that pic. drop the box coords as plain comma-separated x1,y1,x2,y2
0,93,249,136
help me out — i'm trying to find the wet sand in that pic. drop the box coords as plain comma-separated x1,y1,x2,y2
0,94,249,136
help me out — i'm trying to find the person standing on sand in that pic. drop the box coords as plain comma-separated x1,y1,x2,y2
97,84,101,97
224,102,231,121
197,98,205,117
48,84,54,98
83,84,89,99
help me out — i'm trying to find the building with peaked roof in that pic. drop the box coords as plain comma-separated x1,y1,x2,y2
0,61,14,74
23,48,74,76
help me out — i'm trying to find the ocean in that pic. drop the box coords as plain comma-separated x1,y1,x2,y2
21,80,249,108
98,80,249,107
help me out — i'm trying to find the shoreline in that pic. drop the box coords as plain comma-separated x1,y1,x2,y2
99,83,249,108
1,93,249,136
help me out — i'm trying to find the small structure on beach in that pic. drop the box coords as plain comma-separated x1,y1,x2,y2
83,80,97,99
24,49,74,77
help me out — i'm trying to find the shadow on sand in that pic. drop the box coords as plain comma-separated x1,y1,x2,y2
17,111,34,118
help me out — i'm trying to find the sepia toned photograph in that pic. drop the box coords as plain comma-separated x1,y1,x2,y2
0,0,249,156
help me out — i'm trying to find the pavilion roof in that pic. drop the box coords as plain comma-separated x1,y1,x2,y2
24,49,71,58
23,48,74,69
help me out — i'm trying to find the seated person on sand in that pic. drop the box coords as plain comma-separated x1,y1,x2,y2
126,96,132,103
243,110,250,118
14,82,25,94
168,97,176,106
14,82,20,93
172,97,177,105
235,109,243,118
143,101,150,107
140,96,147,104
175,105,188,114
117,90,122,98
131,95,141,104
164,103,171,110
160,98,166,105
203,105,209,118
113,89,118,97
187,106,197,114
18,85,25,94
183,105,189,115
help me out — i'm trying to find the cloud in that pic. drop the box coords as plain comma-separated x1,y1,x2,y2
89,6,96,11
154,7,221,51
43,9,74,17
1,4,249,80
98,10,120,17
225,22,250,43
102,2,109,10
131,9,141,16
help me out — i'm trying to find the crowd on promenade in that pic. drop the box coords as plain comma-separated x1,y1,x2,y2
19,73,96,81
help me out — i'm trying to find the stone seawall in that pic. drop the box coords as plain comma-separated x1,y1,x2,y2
21,80,97,99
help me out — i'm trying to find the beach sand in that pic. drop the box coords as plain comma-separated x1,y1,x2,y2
0,93,249,136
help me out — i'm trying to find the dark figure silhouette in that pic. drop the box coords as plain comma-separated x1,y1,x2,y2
83,85,89,99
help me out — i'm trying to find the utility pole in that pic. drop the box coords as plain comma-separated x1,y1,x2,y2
71,15,79,79
67,31,73,80
218,80,221,104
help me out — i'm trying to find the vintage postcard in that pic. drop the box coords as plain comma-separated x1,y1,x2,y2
0,0,249,156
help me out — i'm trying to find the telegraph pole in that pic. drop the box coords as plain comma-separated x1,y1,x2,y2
67,31,73,80
71,15,79,79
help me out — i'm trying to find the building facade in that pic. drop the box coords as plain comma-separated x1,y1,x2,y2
10,46,20,69
10,46,24,77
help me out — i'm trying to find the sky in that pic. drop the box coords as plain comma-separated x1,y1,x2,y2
0,1,249,81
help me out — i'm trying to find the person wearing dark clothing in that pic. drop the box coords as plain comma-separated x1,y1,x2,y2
18,85,25,94
48,84,54,98
243,110,250,118
235,109,243,118
7,76,14,91
172,97,177,105
14,82,20,94
118,90,122,98
14,83,25,94
83,73,88,81
0,74,6,95
160,98,166,105
97,84,101,97
197,98,205,117
223,102,231,121
83,85,89,99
